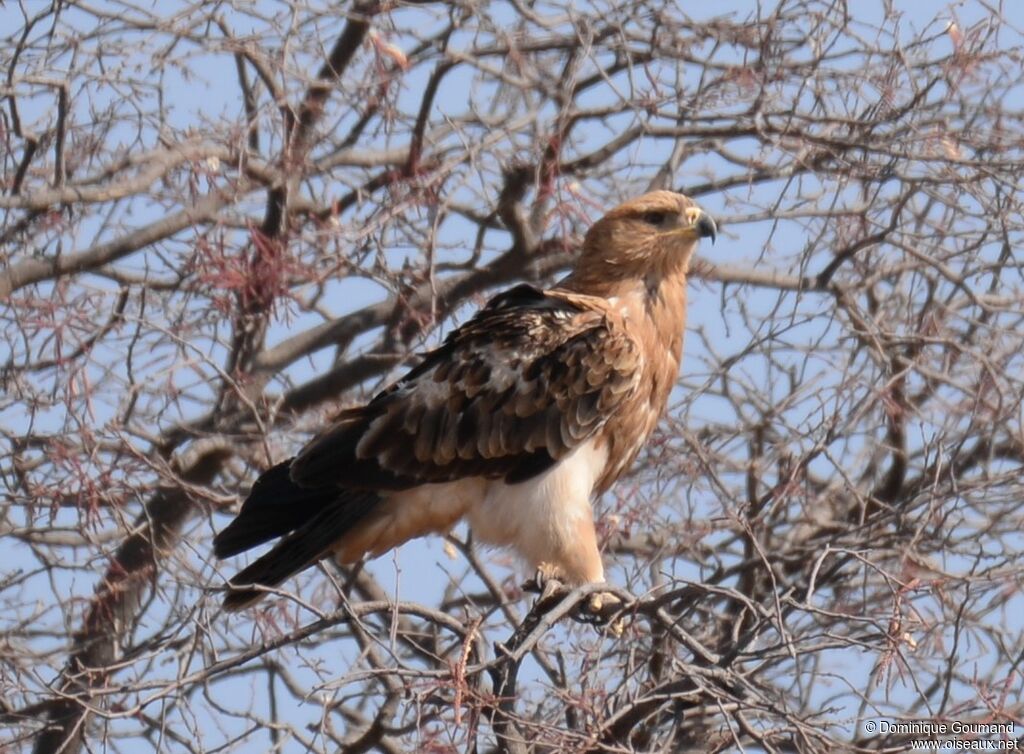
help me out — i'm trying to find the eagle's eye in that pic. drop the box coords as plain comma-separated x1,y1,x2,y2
641,211,667,225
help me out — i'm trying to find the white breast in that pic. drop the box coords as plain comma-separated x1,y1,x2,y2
466,439,608,574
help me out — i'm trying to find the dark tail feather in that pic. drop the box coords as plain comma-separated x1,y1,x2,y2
221,491,380,611
214,460,333,558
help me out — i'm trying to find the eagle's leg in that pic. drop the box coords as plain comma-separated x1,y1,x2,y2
518,510,625,625
550,519,623,618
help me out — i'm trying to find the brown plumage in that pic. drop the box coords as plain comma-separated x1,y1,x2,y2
214,191,716,609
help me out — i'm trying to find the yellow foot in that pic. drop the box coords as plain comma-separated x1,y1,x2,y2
522,571,628,635
577,590,626,635
586,591,621,613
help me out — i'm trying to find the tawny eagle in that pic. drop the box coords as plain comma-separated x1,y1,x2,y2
214,191,716,609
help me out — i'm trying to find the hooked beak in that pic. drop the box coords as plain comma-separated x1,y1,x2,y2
680,206,717,245
695,211,717,244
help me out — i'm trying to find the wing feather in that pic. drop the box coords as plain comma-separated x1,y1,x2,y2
289,284,640,489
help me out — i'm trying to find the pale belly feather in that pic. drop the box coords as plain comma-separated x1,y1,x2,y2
467,439,609,583
334,440,609,584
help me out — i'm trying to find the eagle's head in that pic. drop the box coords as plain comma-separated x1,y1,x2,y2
576,190,716,284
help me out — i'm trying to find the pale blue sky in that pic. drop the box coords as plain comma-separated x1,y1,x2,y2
2,1,1022,751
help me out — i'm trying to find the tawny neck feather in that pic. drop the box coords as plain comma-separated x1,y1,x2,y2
558,260,690,494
